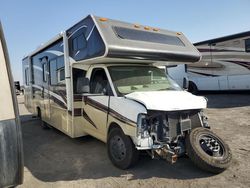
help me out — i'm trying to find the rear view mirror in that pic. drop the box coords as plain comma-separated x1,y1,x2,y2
76,77,90,94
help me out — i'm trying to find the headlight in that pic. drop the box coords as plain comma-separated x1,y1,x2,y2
137,113,150,138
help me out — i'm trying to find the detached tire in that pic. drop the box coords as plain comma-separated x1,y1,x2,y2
186,127,232,173
107,127,139,169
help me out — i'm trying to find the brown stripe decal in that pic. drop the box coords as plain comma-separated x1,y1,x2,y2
32,85,67,109
74,94,82,101
187,70,220,77
33,86,136,127
82,108,97,129
86,97,109,113
109,109,136,126
50,96,67,109
226,60,250,70
74,108,82,116
54,90,67,102
198,48,244,53
89,98,136,126
73,97,136,127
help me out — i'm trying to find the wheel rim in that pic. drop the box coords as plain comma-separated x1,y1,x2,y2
110,135,126,161
198,134,225,157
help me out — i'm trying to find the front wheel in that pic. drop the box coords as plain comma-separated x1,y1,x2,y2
107,127,139,169
186,127,232,173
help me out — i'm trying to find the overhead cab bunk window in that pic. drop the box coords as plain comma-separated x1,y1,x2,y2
72,33,87,52
113,26,185,46
245,38,250,52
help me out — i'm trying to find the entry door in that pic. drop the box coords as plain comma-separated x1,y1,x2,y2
81,68,112,138
42,59,51,119
24,67,33,111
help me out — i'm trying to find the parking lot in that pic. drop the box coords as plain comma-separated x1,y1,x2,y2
18,93,250,188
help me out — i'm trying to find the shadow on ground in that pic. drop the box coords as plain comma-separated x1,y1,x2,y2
198,91,250,108
20,115,213,182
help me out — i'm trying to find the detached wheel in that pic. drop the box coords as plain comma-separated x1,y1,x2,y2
186,127,232,173
107,127,139,169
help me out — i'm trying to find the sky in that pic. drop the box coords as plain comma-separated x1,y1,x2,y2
0,0,249,83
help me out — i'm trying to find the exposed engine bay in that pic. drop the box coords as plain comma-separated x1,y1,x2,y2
136,110,209,163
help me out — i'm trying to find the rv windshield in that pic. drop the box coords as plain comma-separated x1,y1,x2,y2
108,66,181,96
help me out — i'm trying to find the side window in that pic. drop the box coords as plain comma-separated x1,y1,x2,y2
42,63,47,82
56,56,65,82
50,59,57,85
73,68,87,94
245,38,250,52
49,56,65,85
90,68,113,96
72,34,87,52
58,68,65,82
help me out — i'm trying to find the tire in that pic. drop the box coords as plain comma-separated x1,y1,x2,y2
188,82,198,94
107,127,139,169
186,127,232,173
37,108,50,129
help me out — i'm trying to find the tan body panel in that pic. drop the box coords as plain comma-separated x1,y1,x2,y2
0,39,15,121
26,95,136,142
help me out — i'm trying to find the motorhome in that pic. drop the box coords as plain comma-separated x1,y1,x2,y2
166,64,187,88
23,15,231,173
0,22,24,188
188,31,250,93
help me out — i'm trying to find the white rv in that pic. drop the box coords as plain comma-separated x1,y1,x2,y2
23,15,232,173
0,22,24,188
188,31,250,93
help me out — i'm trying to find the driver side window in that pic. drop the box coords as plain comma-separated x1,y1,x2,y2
90,68,113,96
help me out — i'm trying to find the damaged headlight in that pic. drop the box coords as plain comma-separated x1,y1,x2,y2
200,110,210,129
137,113,150,138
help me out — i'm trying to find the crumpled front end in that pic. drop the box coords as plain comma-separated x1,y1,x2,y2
134,109,209,163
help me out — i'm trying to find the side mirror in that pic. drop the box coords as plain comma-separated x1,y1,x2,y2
76,77,90,94
183,77,189,90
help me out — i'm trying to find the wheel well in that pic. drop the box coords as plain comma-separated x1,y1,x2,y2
108,122,121,135
189,81,196,87
36,106,41,117
188,81,198,93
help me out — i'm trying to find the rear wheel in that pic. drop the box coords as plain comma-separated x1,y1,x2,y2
107,127,139,169
186,127,232,173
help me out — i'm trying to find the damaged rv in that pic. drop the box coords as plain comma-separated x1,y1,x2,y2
23,15,232,173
